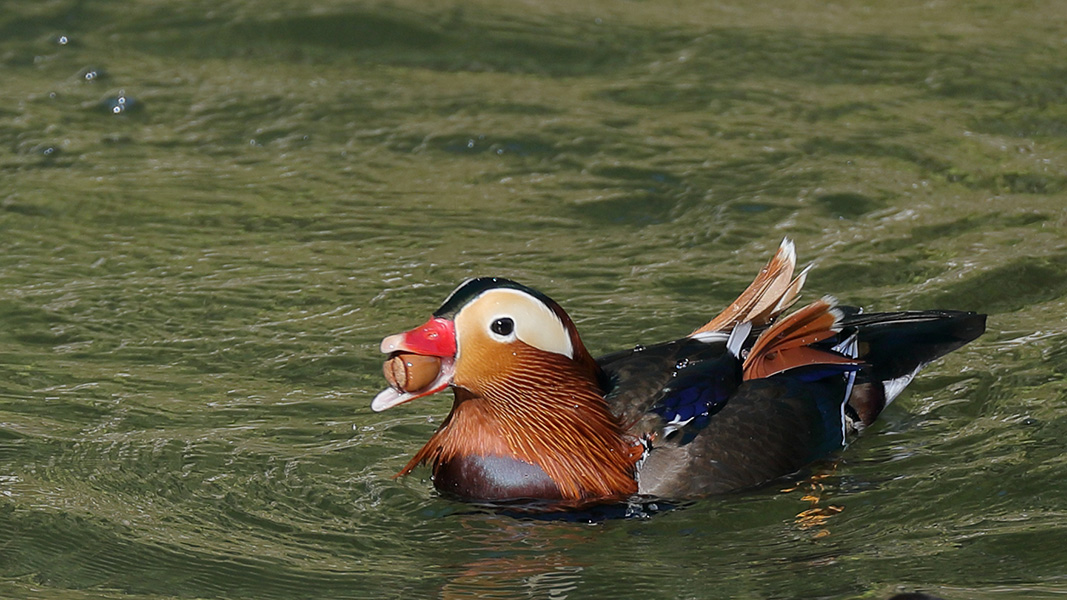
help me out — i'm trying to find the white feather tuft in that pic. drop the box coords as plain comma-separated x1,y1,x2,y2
726,321,752,358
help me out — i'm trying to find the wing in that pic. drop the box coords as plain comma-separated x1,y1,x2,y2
648,349,743,445
597,334,734,426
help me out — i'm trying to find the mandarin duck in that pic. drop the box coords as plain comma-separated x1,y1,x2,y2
371,240,985,509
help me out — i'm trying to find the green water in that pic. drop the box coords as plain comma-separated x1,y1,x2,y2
2,1,1066,598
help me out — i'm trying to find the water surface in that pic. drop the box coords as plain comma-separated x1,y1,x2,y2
2,1,1066,599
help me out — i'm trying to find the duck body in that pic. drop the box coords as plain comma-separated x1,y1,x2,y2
600,307,983,498
371,241,986,510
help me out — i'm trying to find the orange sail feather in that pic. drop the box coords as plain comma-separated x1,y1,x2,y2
742,297,862,381
691,238,809,335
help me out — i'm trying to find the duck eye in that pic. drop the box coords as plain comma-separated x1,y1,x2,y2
490,317,515,336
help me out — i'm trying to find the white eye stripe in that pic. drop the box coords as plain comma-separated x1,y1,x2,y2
456,288,574,358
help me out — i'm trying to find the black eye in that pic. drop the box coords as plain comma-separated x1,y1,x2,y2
491,317,514,336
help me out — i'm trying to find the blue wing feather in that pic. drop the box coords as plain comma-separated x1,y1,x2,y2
651,354,742,444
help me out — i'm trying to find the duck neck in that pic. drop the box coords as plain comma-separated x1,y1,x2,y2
402,366,640,504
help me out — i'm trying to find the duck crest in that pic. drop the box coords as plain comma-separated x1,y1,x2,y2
400,344,641,504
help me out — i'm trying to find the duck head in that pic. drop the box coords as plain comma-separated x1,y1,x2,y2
371,277,638,505
372,277,602,411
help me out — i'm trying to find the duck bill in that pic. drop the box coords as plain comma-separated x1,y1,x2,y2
371,317,457,412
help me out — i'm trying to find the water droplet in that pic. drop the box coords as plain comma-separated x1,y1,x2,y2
56,35,70,45
78,66,107,82
99,91,142,115
632,344,645,352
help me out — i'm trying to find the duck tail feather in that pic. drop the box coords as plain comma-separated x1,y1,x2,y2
842,310,986,425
